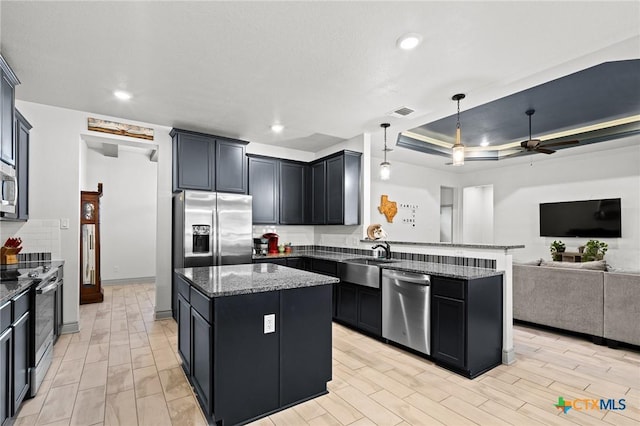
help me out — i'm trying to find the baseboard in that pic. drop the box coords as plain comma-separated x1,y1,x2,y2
102,277,156,286
155,310,173,320
502,348,516,365
60,322,80,334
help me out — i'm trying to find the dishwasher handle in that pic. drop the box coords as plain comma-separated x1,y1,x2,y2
382,269,430,285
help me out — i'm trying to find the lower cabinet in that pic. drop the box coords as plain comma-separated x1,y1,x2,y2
335,282,382,337
0,287,31,426
177,282,332,425
0,327,11,426
431,275,503,378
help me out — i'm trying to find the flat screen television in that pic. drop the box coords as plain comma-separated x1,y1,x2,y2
539,198,621,238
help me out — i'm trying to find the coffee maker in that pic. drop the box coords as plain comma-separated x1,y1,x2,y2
262,233,279,254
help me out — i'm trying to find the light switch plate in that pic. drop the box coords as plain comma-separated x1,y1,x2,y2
264,314,276,334
60,218,70,229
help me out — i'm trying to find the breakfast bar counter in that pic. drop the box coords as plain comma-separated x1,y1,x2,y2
174,264,338,426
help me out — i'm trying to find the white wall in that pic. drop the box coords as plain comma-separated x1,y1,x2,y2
84,147,157,281
12,100,173,328
369,155,460,243
462,185,494,244
458,140,640,270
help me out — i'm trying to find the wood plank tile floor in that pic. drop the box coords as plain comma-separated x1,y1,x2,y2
14,283,639,426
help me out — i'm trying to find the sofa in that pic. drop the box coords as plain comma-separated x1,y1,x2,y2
513,261,640,346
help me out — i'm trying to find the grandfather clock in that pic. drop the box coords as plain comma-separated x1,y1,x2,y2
80,183,104,304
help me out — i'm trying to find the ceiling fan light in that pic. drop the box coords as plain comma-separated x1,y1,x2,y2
380,161,391,180
452,144,465,166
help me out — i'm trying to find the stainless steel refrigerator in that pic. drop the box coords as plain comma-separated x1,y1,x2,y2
172,190,252,316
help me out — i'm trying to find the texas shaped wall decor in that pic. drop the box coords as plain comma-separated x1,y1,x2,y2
378,195,398,223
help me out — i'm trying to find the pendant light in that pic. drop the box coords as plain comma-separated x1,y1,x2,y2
380,123,392,180
451,93,466,166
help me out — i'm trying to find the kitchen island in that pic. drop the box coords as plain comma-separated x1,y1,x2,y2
174,263,339,426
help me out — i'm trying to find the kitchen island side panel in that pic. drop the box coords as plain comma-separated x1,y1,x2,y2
280,285,332,406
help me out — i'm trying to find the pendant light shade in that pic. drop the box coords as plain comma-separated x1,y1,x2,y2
452,93,466,166
380,123,392,180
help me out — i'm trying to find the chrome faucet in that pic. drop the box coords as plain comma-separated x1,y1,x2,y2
371,242,391,259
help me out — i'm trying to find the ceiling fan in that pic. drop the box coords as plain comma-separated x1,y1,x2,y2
520,109,579,154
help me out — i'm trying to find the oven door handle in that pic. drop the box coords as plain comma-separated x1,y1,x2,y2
37,282,59,294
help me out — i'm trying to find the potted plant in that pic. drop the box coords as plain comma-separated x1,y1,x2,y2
550,240,566,261
582,240,608,262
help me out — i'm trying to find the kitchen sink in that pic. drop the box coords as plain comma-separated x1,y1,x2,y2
338,258,397,288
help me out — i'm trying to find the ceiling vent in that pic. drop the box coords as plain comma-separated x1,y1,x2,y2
389,106,415,118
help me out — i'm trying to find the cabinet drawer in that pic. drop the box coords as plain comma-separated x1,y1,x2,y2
190,287,212,323
0,300,10,333
176,274,190,302
432,277,465,300
12,289,30,320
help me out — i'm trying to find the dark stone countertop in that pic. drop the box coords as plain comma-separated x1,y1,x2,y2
253,250,503,280
175,263,340,298
0,260,65,304
360,240,525,250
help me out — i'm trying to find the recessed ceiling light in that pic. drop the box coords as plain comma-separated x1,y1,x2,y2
396,33,423,50
271,123,284,133
480,140,490,147
114,90,132,101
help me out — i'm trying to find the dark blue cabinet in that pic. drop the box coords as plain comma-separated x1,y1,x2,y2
431,275,503,378
171,128,248,194
177,294,191,375
14,111,31,221
248,156,279,224
11,311,29,413
0,61,17,168
311,151,361,225
0,326,11,426
190,308,212,415
279,160,307,225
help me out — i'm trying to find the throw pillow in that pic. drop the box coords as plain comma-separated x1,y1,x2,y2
540,260,606,271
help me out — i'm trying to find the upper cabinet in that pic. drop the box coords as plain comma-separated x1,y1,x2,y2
279,160,308,225
171,128,248,194
14,111,31,221
249,150,361,226
248,155,279,224
0,55,20,168
312,151,361,225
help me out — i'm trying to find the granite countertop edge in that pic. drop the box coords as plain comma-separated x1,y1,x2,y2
0,260,66,304
175,265,339,298
253,251,504,280
358,240,525,250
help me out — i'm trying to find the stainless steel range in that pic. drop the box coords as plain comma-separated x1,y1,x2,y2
25,264,62,396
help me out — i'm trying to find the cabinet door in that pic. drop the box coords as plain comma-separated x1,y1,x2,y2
336,283,358,327
310,162,326,224
215,140,247,194
175,133,215,191
432,295,466,370
15,113,30,221
0,73,15,167
177,294,191,375
279,161,306,224
357,287,382,336
285,257,309,270
248,157,278,224
190,309,212,416
326,156,344,224
11,312,29,413
0,328,12,426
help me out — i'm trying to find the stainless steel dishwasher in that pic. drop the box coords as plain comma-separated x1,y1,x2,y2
382,269,431,355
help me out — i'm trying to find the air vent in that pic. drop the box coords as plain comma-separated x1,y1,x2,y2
389,106,415,118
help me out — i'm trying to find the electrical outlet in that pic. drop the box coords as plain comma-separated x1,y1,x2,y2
264,314,276,334
60,218,70,229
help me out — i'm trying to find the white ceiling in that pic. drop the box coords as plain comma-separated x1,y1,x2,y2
1,1,639,170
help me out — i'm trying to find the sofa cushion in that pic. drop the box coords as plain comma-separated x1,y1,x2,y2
540,260,607,271
604,272,640,346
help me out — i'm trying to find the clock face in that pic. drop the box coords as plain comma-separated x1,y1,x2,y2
82,201,95,220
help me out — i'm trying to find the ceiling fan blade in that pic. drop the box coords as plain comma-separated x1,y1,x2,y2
535,147,556,154
542,139,580,147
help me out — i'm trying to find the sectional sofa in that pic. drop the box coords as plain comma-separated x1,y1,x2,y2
513,260,640,347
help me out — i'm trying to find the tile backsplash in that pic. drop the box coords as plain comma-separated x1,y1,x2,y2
0,219,62,259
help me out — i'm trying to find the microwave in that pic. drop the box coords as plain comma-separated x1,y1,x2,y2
0,162,17,214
